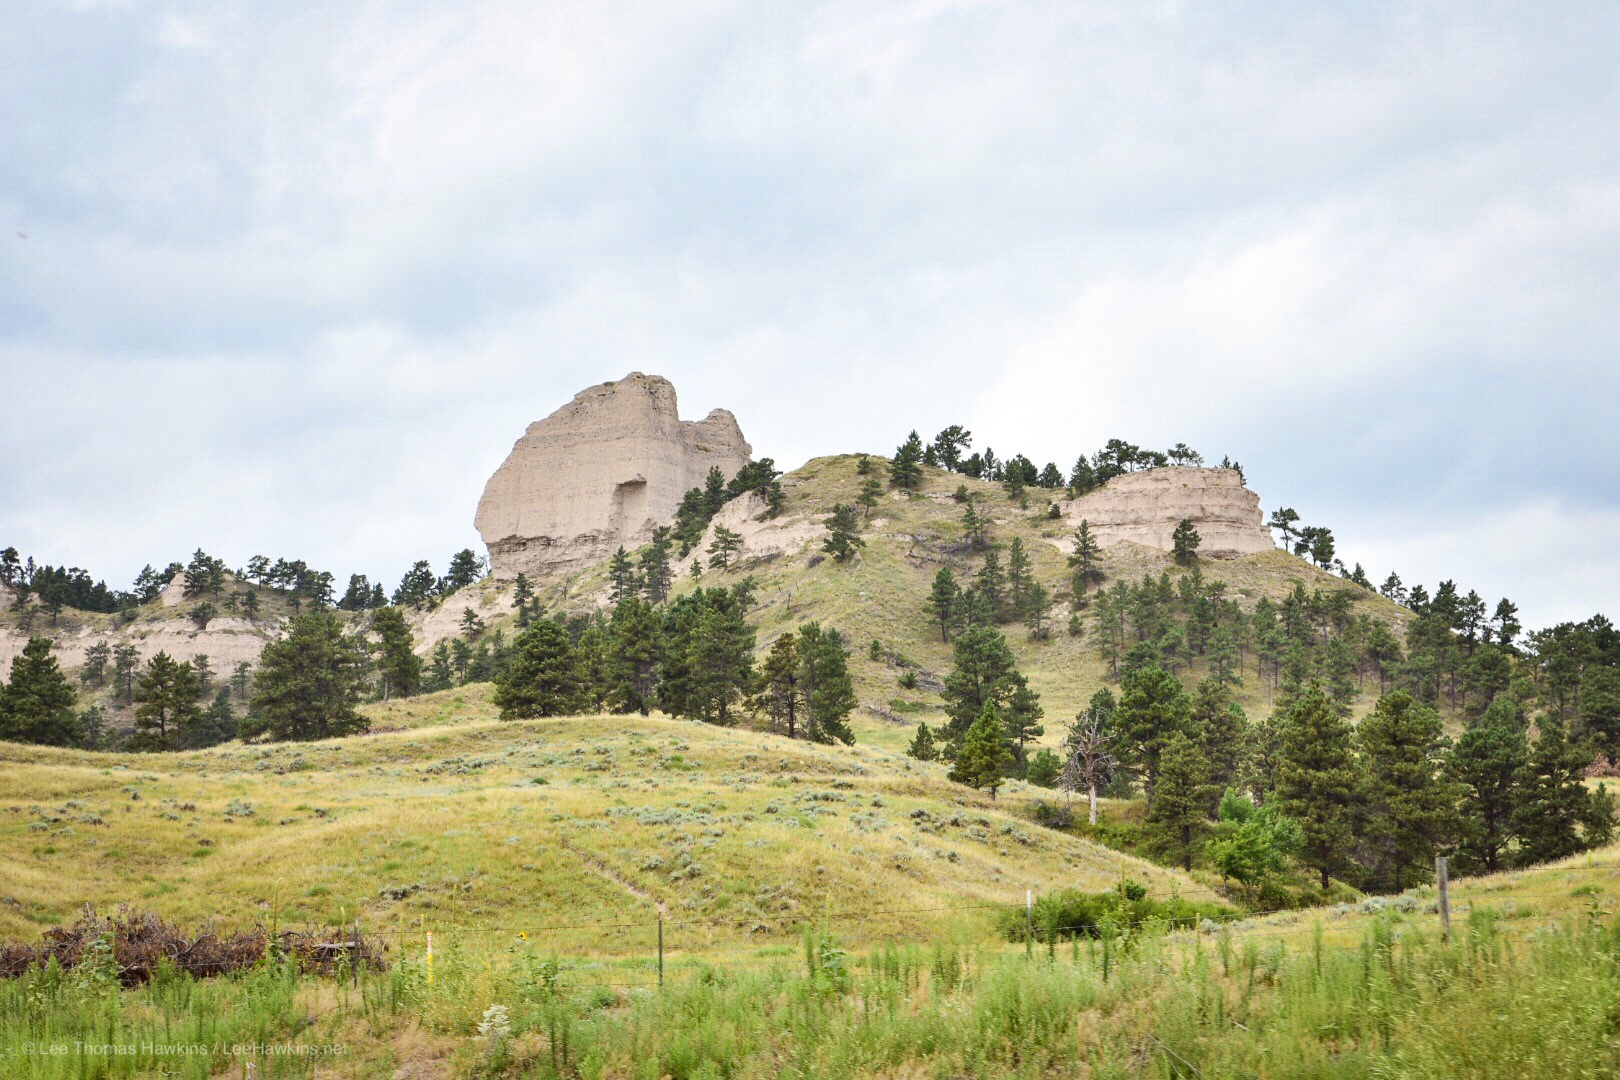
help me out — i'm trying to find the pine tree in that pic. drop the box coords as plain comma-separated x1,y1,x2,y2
1513,722,1616,865
890,431,925,491
1113,663,1192,811
929,568,961,644
756,632,803,737
1147,732,1213,870
1357,691,1460,890
638,528,675,603
658,587,756,725
371,606,422,700
1446,712,1527,873
494,620,582,719
975,549,1007,622
1006,538,1035,620
426,641,453,691
81,640,111,687
132,651,202,751
606,598,662,715
930,426,972,471
1171,519,1201,565
573,622,611,712
606,549,637,604
248,613,370,741
941,624,1021,743
798,622,857,745
949,704,1013,798
1068,520,1103,599
393,560,439,609
707,525,744,570
1274,683,1359,889
1003,677,1044,770
0,637,80,747
1189,677,1249,805
821,505,865,562
857,477,883,516
906,722,938,761
183,688,238,749
961,499,991,551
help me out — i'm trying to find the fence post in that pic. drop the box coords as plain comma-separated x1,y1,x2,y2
426,930,434,985
1025,889,1034,959
1436,856,1451,945
658,916,664,988
353,918,360,990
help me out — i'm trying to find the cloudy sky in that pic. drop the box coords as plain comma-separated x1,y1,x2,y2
3,1,1617,629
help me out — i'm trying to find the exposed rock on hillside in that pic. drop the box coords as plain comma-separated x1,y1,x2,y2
476,373,752,579
1066,467,1273,557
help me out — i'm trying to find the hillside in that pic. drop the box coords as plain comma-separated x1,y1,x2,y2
0,682,1214,947
517,454,1412,752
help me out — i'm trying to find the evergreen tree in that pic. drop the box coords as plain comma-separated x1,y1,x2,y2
857,477,883,516
1513,722,1616,865
1147,732,1213,870
1357,691,1459,890
949,704,1013,798
890,430,925,491
248,613,370,741
798,623,857,745
1004,678,1045,770
112,644,140,704
821,505,865,562
930,426,972,471
1068,520,1103,600
460,607,485,639
703,465,727,515
132,652,202,752
183,688,238,749
606,597,662,715
1189,677,1249,803
393,560,439,608
607,548,637,603
426,641,453,691
707,524,744,570
573,622,611,712
1113,663,1192,811
0,637,80,747
941,624,1021,743
929,567,961,644
658,586,756,725
1006,538,1035,620
1068,456,1097,495
756,632,803,737
81,640,111,687
231,661,252,700
1578,666,1620,760
638,528,675,603
976,549,1008,622
1446,714,1528,873
1171,519,1201,565
494,620,582,719
961,499,991,551
1274,683,1359,889
906,722,938,761
370,606,422,700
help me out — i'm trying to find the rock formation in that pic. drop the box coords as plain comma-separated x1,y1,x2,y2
476,373,752,579
1066,467,1273,557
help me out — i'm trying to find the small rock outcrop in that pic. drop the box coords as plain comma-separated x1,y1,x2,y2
1067,467,1273,557
476,373,752,579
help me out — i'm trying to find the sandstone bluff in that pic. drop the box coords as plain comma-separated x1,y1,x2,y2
475,373,752,579
1066,466,1273,558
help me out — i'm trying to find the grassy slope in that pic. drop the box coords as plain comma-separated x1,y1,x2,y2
530,455,1411,754
0,683,1214,950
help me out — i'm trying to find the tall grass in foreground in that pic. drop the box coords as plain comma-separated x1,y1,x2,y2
4,912,1620,1078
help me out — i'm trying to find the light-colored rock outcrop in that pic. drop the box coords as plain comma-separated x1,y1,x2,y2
476,373,752,579
1065,467,1273,557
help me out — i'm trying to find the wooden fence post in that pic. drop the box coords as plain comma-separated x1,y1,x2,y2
1436,856,1451,945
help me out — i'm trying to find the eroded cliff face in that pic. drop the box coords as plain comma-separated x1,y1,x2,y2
1066,467,1273,557
475,373,752,579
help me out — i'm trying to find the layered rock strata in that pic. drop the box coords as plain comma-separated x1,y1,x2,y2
1067,467,1273,557
476,373,752,579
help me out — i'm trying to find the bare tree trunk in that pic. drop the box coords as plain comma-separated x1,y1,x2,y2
1088,785,1099,826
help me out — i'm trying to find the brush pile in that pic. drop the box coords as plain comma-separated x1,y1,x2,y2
0,905,388,984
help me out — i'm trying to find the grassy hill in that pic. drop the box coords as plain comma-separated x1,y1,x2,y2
524,455,1411,753
0,683,1215,949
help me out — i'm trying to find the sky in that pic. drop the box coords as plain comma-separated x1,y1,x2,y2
3,0,1618,630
